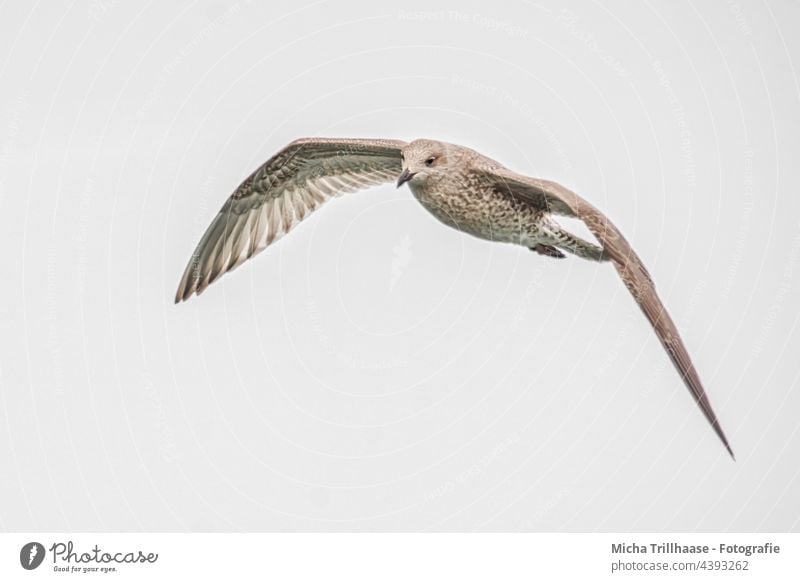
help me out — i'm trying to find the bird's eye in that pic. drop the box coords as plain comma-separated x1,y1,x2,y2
425,156,436,166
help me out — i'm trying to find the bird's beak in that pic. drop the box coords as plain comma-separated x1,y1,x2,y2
396,168,416,188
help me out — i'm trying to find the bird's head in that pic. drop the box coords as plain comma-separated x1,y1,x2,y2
397,139,456,188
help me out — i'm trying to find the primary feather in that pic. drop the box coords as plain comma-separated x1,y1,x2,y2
174,138,405,302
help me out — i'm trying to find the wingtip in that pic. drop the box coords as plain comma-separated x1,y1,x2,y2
710,422,735,461
174,284,186,304
174,265,202,304
710,418,735,461
712,426,735,461
174,289,197,304
174,285,193,304
726,443,736,462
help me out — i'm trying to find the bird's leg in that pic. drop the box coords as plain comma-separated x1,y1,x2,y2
540,218,608,262
530,244,566,258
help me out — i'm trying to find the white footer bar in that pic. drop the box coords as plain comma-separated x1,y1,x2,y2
1,533,797,581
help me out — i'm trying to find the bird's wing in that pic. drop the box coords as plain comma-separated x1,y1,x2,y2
175,137,406,302
487,167,733,458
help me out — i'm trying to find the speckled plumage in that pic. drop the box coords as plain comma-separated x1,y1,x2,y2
175,137,733,459
401,139,605,259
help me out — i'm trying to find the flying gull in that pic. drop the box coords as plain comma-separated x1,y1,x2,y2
175,137,733,458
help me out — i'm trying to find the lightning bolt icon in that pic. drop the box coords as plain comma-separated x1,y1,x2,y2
29,545,38,566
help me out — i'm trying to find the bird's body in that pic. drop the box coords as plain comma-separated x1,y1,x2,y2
175,136,733,458
407,152,544,245
404,141,605,259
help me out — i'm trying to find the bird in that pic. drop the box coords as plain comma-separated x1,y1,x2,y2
175,137,734,459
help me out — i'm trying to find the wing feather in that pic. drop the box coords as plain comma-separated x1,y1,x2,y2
175,138,405,302
248,202,267,258
488,167,733,457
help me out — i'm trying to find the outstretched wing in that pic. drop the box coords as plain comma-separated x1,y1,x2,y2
175,137,406,302
488,167,734,458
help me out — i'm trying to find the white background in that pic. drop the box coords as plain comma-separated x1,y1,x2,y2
0,0,799,531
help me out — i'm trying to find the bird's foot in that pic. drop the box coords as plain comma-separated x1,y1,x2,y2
531,244,566,258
